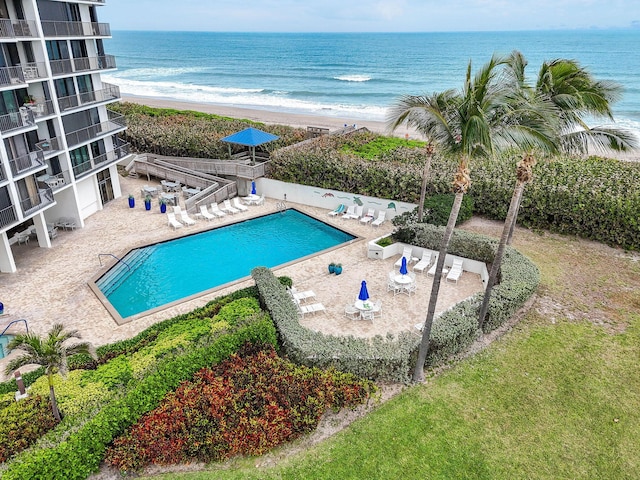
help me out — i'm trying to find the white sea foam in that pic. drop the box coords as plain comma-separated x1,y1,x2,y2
107,76,387,121
334,75,372,82
113,67,208,79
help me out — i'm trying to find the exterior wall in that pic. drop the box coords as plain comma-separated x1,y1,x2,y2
256,178,417,220
0,0,129,273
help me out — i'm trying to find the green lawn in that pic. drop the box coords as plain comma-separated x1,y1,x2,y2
141,226,640,480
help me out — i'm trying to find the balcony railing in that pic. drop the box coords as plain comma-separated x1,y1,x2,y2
8,150,45,176
74,142,130,178
0,204,18,229
0,19,37,38
49,54,116,76
41,20,111,37
0,109,36,134
0,62,47,87
57,83,120,111
65,111,126,148
36,136,63,153
20,186,54,217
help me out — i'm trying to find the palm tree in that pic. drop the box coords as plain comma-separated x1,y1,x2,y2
477,53,638,330
4,324,94,421
389,53,558,382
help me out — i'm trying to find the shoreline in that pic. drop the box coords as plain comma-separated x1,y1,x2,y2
120,95,639,161
121,95,422,139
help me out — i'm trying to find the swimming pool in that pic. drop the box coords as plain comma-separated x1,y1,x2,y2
94,209,357,321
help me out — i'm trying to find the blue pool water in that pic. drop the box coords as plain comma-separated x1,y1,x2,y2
96,209,356,319
0,335,14,359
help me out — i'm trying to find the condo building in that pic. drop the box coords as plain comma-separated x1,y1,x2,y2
0,0,129,273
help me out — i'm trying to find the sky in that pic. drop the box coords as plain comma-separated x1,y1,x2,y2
101,0,640,32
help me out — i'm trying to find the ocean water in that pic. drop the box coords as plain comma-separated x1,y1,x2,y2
104,30,640,133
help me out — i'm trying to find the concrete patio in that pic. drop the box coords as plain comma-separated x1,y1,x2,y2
0,174,483,380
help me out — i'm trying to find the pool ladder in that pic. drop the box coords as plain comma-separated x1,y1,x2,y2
276,201,287,212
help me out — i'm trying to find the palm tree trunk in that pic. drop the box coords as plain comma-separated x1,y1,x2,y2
412,191,464,382
477,180,526,330
417,147,434,222
48,372,61,422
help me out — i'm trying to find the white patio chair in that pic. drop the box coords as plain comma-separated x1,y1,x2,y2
394,246,414,268
174,206,195,226
413,251,433,274
360,208,375,224
287,286,316,303
341,204,356,219
221,199,240,215
344,304,359,320
328,204,346,216
233,197,249,212
167,212,183,230
387,271,401,295
209,203,226,217
199,205,215,221
371,211,386,227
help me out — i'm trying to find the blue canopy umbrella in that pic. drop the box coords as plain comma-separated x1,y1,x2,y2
358,280,370,301
400,256,408,275
251,181,257,195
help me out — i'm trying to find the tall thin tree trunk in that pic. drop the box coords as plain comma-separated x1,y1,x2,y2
413,192,464,382
478,181,526,330
48,372,61,422
417,144,434,222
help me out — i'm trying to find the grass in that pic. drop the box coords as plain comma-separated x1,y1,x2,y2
139,222,640,480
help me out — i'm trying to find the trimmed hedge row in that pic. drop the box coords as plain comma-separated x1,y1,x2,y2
0,287,260,395
252,267,417,384
1,318,277,480
253,225,539,380
269,132,640,250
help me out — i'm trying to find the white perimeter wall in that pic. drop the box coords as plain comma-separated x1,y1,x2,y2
256,178,417,220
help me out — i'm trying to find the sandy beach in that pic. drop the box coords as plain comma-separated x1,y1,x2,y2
121,95,423,139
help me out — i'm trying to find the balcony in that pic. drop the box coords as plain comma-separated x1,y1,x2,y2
0,19,37,38
0,62,47,87
41,20,111,38
20,186,54,217
73,142,130,178
0,204,18,229
49,54,116,76
65,110,126,148
0,162,6,182
37,169,70,191
57,83,120,112
0,109,36,134
36,136,63,154
8,150,45,177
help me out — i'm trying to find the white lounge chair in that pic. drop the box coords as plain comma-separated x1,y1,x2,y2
446,258,464,284
344,205,364,220
199,205,215,221
287,286,316,303
360,208,375,224
413,251,433,274
221,199,240,215
174,206,196,226
328,204,346,216
167,212,183,230
371,211,386,227
394,246,414,268
233,197,249,212
296,299,326,316
341,205,356,219
209,203,226,217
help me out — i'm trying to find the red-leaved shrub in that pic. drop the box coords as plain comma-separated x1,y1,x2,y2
105,343,375,472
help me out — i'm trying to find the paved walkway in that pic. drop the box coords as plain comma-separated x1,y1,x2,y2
0,175,483,380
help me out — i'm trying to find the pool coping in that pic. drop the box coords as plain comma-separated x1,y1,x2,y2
87,207,364,325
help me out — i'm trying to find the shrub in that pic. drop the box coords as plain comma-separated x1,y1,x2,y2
0,395,58,463
392,193,474,227
214,297,261,326
105,343,375,473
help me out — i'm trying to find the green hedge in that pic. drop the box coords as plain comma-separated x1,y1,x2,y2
1,319,277,480
111,102,306,158
392,193,474,227
253,225,539,379
269,132,639,250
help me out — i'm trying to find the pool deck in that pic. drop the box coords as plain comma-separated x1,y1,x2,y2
0,175,483,380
